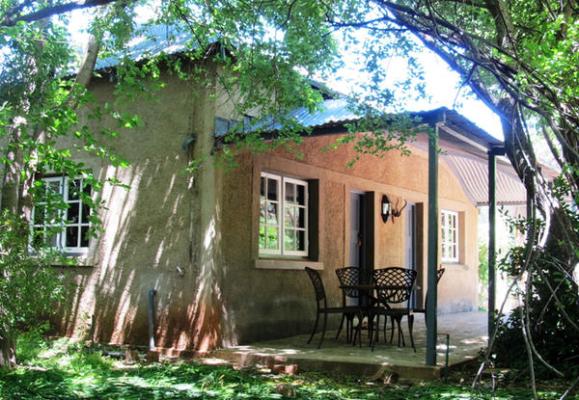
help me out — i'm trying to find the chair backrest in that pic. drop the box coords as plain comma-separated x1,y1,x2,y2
373,267,417,306
305,267,326,307
335,267,360,299
437,267,445,283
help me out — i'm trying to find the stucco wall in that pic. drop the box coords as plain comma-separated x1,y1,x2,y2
49,64,479,349
54,68,203,349
221,134,480,344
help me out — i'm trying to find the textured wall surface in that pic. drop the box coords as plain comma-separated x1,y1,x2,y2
55,69,201,350
53,70,480,350
220,134,480,344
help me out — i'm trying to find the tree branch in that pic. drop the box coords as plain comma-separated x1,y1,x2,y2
1,0,127,27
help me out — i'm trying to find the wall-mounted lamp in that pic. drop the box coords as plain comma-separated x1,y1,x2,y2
381,194,391,223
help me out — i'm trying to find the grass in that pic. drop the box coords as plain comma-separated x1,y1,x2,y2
0,332,575,399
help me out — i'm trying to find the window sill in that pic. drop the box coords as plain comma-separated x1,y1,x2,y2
55,251,95,268
441,262,469,270
254,258,323,270
51,263,94,269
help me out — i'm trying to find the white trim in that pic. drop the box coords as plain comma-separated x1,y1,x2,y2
259,173,282,255
254,259,322,270
440,124,490,153
281,177,308,257
32,176,91,253
441,209,459,263
258,172,309,258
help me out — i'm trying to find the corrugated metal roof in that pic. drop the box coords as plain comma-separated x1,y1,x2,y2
253,99,501,150
443,154,526,205
96,25,193,70
93,26,527,205
252,98,360,131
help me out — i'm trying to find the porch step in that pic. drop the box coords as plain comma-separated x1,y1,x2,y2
209,347,446,381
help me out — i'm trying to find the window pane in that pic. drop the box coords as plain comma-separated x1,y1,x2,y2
82,182,91,196
284,229,296,251
48,180,62,195
259,225,266,249
266,203,278,224
297,184,305,205
67,203,80,223
297,230,306,251
45,207,61,225
298,207,306,228
33,205,45,225
81,204,91,224
46,229,59,247
266,227,279,250
267,178,278,200
284,206,297,228
260,177,265,197
259,200,266,224
66,227,78,247
32,228,44,247
285,182,295,202
68,179,81,200
80,227,90,247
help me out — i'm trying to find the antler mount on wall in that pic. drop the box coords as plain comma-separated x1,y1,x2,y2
381,194,408,223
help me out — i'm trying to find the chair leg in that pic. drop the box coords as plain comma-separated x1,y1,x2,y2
408,314,416,352
345,316,350,343
389,316,395,344
395,317,405,347
336,314,346,340
318,312,328,349
307,312,320,344
383,316,387,343
369,313,376,351
368,313,374,347
353,313,363,347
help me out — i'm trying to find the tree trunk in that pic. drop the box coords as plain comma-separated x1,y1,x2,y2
0,31,101,369
189,63,226,352
0,330,16,369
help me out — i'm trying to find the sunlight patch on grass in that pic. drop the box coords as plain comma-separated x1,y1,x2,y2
0,334,572,400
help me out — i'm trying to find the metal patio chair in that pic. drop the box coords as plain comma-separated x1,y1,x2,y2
373,267,418,351
304,267,362,349
412,267,445,323
335,266,360,343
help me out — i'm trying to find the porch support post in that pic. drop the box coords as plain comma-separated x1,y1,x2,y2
487,146,505,339
425,123,440,366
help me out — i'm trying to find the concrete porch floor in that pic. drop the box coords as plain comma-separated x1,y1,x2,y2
210,311,488,380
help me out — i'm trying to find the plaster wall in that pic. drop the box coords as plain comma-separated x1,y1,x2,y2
221,134,480,344
53,68,207,350
47,65,479,349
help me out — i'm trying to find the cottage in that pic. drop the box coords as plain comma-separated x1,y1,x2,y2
45,27,527,362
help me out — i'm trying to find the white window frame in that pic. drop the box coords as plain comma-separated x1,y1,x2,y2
259,172,282,256
31,176,91,254
441,209,459,263
259,172,309,257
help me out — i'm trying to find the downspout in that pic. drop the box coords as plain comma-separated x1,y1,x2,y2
147,288,157,351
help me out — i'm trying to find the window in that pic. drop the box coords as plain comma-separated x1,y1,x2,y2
259,172,308,257
32,176,91,253
441,210,459,263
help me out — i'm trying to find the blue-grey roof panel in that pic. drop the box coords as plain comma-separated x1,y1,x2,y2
251,98,360,132
96,25,192,70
